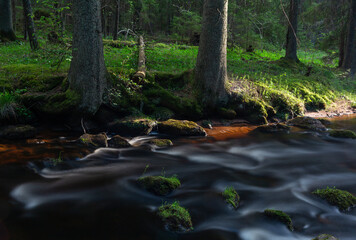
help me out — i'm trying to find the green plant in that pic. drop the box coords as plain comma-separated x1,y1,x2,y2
0,91,17,121
222,186,240,209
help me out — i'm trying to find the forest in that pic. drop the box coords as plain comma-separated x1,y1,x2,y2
0,0,356,240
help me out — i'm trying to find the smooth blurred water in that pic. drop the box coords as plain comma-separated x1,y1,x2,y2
0,116,356,240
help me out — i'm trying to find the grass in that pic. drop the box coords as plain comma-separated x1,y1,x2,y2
0,91,17,121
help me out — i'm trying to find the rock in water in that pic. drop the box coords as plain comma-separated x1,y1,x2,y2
252,123,291,134
157,119,206,136
158,201,193,232
108,118,156,136
0,125,37,139
329,129,356,139
78,133,108,148
108,135,131,148
287,116,326,131
312,234,339,240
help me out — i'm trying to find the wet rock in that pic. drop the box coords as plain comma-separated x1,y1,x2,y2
138,175,180,196
108,135,131,148
0,125,37,139
78,133,108,148
312,234,339,240
252,123,291,134
200,120,213,129
317,118,332,126
329,129,356,139
222,186,240,209
287,116,326,131
108,118,156,136
264,209,293,231
312,187,356,211
158,201,193,232
157,119,207,136
148,139,173,148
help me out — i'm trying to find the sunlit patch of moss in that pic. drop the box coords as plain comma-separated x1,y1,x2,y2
222,186,240,209
328,129,356,139
264,209,293,231
138,175,180,196
312,187,356,211
158,201,193,232
157,119,206,136
148,139,173,148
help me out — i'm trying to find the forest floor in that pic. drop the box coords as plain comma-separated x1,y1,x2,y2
0,38,355,127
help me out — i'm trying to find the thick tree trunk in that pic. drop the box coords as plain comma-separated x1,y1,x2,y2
11,0,16,31
195,0,229,110
343,0,356,69
0,0,16,41
22,0,38,50
285,0,300,62
113,0,120,40
339,24,347,68
68,0,110,115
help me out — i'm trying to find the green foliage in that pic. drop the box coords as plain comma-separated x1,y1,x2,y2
313,187,356,211
222,186,240,209
0,91,17,122
171,9,202,40
264,209,294,231
158,201,193,232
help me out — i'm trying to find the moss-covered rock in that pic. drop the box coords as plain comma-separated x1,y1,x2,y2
329,129,356,139
157,119,206,136
151,107,175,121
0,125,37,139
108,118,156,136
264,209,293,231
217,108,237,119
312,187,356,211
138,176,180,196
158,201,193,232
222,187,240,209
252,123,291,134
287,116,327,131
78,133,108,148
148,139,173,148
312,234,339,240
108,135,131,148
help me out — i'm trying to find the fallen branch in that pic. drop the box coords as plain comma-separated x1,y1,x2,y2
133,35,146,81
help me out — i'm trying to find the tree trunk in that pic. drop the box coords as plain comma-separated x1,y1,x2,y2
195,0,229,110
22,0,38,50
0,0,16,41
68,0,110,115
343,0,356,69
133,35,146,81
113,0,120,40
339,24,347,68
11,0,16,31
285,0,300,62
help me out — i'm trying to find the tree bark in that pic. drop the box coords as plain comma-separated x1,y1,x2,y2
339,24,347,68
113,0,120,40
343,0,356,69
133,35,146,81
285,0,300,62
195,0,229,110
11,0,16,31
0,0,16,41
68,0,110,115
22,0,38,50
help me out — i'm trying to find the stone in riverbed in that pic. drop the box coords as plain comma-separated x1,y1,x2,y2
158,201,193,232
264,209,293,231
287,116,326,131
157,119,206,136
312,187,356,211
312,234,339,240
329,129,356,139
252,123,291,134
138,175,180,196
108,118,156,136
78,133,108,148
0,125,37,139
108,135,131,148
148,139,173,148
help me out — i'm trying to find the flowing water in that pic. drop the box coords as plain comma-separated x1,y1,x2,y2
0,116,356,240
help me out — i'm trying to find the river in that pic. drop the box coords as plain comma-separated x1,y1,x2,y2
0,115,355,240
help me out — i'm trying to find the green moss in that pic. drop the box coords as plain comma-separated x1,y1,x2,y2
41,89,80,115
151,107,175,121
157,119,206,136
329,129,356,139
312,187,356,211
138,175,180,196
232,94,269,124
158,201,193,232
312,234,339,240
222,187,240,209
109,118,156,136
218,108,237,119
78,133,108,148
264,209,293,231
149,139,173,148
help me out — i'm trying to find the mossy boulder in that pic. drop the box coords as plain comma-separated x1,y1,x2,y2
287,116,327,131
264,209,293,231
0,125,37,139
158,201,193,232
108,118,156,136
148,139,173,148
222,187,240,209
151,107,175,121
217,108,237,119
138,176,180,196
312,234,338,240
329,129,356,139
108,135,131,148
157,119,207,136
78,133,108,148
312,187,356,211
252,123,291,134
